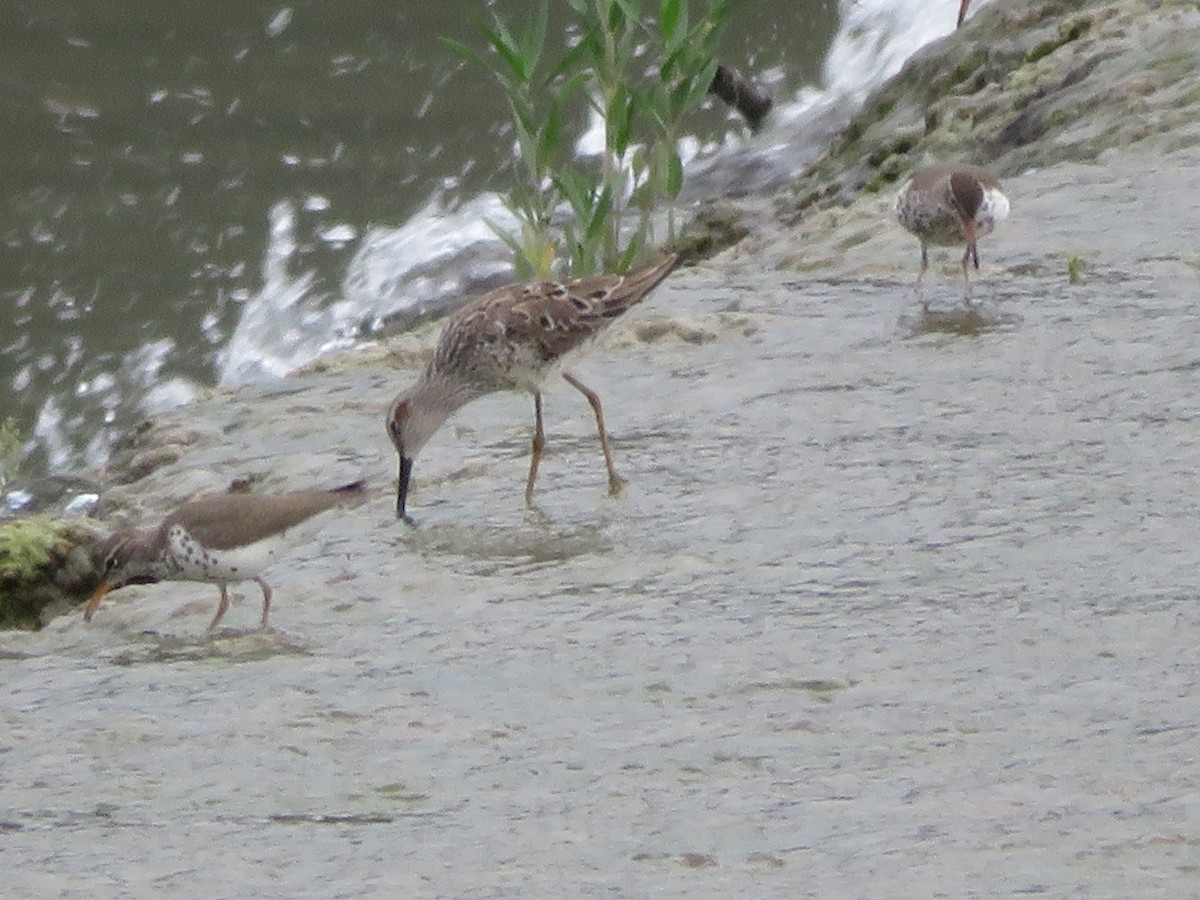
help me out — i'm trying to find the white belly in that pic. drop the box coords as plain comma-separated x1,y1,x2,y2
975,187,1010,236
165,525,288,582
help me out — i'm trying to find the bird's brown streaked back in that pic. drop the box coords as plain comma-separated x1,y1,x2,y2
386,255,680,520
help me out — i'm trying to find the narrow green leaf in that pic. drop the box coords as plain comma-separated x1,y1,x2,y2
629,144,648,180
522,0,549,75
547,30,599,85
666,149,683,198
620,239,642,273
537,96,563,172
688,58,722,107
661,41,690,80
660,0,683,42
607,0,627,37
480,20,528,82
507,97,536,146
485,217,527,256
557,68,592,106
552,170,592,217
613,88,640,156
612,0,641,25
585,185,613,245
668,76,695,118
439,36,485,68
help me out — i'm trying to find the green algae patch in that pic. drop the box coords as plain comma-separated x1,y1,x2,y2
0,518,63,581
675,200,756,262
375,782,431,804
0,516,100,630
742,678,850,696
1024,15,1094,65
905,305,1019,336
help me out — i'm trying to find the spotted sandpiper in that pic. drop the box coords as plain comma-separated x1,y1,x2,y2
895,162,1010,306
84,480,367,630
386,254,679,521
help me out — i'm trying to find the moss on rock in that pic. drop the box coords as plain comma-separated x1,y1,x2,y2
0,517,103,630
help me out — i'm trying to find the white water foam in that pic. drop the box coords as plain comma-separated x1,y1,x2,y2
217,192,516,386
821,0,990,107
217,201,367,385
32,335,202,473
341,191,515,326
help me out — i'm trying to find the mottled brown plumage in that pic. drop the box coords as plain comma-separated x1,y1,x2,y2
386,255,680,520
85,481,367,630
895,162,1010,305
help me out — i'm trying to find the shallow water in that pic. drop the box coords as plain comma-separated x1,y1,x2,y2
4,157,1200,898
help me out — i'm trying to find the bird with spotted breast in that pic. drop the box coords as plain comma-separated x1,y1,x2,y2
386,254,680,521
895,162,1010,306
85,480,367,631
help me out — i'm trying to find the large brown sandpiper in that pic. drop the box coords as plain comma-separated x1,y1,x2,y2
895,162,1010,305
84,480,367,630
386,254,680,521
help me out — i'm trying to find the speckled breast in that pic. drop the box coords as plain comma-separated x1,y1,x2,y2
164,525,284,582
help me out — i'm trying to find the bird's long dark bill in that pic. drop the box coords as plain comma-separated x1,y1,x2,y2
83,582,110,622
963,222,979,269
397,455,414,521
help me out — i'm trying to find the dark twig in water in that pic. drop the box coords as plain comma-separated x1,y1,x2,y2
708,63,773,133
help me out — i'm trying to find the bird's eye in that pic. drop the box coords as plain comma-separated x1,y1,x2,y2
104,555,118,573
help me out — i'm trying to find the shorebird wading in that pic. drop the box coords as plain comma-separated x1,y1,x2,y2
895,162,1009,305
386,254,680,520
85,481,367,630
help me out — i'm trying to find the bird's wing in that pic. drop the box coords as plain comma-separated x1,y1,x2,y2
441,254,680,366
168,490,359,550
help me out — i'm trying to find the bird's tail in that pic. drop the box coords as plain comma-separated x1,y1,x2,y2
603,253,681,318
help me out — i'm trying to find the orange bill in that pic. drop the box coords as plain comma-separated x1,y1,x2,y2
83,582,110,622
